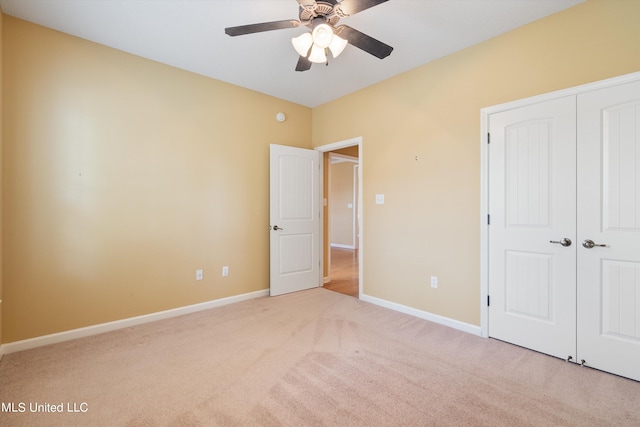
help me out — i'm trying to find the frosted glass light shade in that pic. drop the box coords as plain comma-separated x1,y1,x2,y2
328,34,348,58
308,45,328,63
291,24,345,64
311,23,334,48
291,33,313,57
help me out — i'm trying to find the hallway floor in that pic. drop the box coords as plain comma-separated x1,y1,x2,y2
323,247,358,298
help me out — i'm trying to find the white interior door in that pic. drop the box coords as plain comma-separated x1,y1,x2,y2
269,144,320,296
576,80,640,380
488,96,577,360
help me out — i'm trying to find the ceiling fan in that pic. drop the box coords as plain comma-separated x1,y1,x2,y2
224,0,393,71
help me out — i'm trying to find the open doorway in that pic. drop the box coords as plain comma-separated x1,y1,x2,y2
318,140,361,298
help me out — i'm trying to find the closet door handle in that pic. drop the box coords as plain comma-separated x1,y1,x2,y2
550,238,572,247
582,239,606,249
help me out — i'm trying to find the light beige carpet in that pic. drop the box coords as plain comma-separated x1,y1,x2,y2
1,288,639,426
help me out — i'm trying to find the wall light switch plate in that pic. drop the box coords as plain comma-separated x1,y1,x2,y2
430,276,438,288
222,266,229,277
375,194,385,205
196,269,203,281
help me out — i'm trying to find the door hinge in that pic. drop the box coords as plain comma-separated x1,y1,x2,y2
487,214,490,225
487,295,490,306
487,133,490,144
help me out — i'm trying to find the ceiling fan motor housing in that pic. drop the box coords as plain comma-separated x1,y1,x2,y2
300,0,342,26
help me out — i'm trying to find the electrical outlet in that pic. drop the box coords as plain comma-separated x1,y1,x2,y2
430,276,438,288
222,266,229,277
196,269,203,281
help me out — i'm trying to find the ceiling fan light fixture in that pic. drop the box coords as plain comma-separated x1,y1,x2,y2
308,44,328,63
328,34,348,58
291,32,313,57
311,23,334,49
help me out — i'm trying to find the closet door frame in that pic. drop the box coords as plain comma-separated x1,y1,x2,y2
480,71,640,338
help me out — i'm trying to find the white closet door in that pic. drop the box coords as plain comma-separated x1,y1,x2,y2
577,80,640,381
488,96,577,360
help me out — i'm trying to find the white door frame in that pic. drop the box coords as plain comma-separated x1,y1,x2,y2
353,164,360,251
316,137,363,298
480,71,640,338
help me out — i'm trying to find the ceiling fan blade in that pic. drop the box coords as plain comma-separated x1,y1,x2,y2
336,25,393,59
336,0,389,16
296,0,316,6
225,20,301,36
295,55,313,72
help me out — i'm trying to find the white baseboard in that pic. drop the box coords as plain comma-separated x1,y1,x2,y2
360,293,482,336
330,243,355,250
1,289,269,355
323,276,330,284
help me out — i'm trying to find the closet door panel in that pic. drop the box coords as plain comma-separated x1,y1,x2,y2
577,80,640,382
488,96,577,360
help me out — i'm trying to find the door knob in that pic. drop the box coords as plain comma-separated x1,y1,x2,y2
272,225,284,231
582,239,606,249
550,238,572,247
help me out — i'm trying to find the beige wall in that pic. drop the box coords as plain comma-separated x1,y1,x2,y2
2,17,312,342
333,146,358,158
312,0,640,326
330,160,356,247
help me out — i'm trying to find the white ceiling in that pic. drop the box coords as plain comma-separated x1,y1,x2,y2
0,0,584,107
